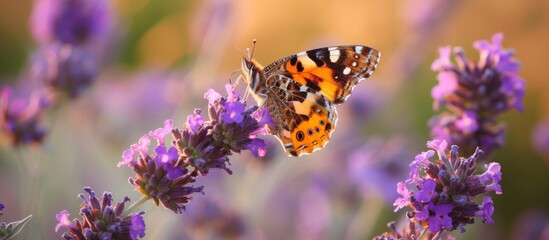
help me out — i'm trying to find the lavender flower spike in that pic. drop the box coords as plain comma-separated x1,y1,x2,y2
119,84,273,214
55,187,145,240
31,0,112,45
393,139,502,234
429,33,525,156
0,88,49,145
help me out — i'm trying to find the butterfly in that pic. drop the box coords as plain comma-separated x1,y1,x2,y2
241,43,380,157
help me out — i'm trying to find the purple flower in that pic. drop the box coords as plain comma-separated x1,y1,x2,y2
0,202,4,214
186,109,204,134
245,138,267,157
130,135,151,158
429,33,525,156
32,44,98,99
119,84,273,213
221,101,245,123
149,119,173,145
393,182,411,212
373,221,456,240
0,88,49,145
54,210,74,233
477,162,502,194
130,214,146,240
55,187,145,240
347,138,411,204
428,204,454,232
510,210,549,240
31,0,112,45
204,88,222,105
408,150,435,184
415,178,436,203
393,140,502,233
476,196,494,224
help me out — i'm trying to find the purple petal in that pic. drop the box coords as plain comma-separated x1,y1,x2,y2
476,196,495,224
455,111,479,134
130,213,146,239
246,138,267,157
118,149,136,167
55,210,73,232
186,109,204,134
427,139,448,155
432,71,457,104
415,205,430,221
431,46,453,70
149,119,173,145
204,88,222,105
415,178,436,203
225,83,240,102
393,182,411,212
221,101,245,124
130,135,151,158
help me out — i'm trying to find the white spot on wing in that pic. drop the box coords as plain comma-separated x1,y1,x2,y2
355,46,363,54
352,61,357,67
343,67,351,75
329,50,340,63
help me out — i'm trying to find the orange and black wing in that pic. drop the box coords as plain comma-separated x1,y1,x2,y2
263,45,380,104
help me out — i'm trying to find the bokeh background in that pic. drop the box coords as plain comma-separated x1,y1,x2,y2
1,0,548,239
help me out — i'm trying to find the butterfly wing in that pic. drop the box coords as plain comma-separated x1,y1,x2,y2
263,45,380,104
263,74,338,157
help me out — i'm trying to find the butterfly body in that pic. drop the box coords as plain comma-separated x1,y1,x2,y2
241,45,380,157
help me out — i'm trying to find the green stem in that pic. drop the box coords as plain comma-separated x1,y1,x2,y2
417,227,430,240
122,195,151,217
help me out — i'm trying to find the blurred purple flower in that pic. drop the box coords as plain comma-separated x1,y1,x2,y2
532,120,549,158
31,0,112,45
0,87,50,145
393,139,502,233
429,33,525,156
0,202,3,216
55,187,145,240
178,194,246,239
296,179,331,240
347,138,410,203
32,44,98,98
119,84,273,213
510,210,549,240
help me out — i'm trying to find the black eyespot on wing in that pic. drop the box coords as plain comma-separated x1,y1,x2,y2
296,131,305,141
319,120,325,126
315,126,320,132
307,129,314,136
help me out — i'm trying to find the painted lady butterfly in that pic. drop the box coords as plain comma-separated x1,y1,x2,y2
241,43,380,157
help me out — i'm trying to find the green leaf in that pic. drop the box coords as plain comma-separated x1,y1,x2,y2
0,215,32,240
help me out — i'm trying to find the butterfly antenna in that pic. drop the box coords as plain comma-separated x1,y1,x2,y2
247,39,257,60
232,44,248,58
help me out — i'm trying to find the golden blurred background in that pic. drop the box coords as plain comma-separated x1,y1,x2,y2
0,0,548,239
